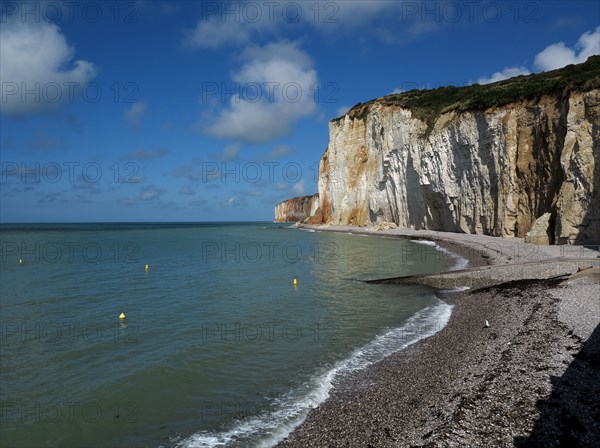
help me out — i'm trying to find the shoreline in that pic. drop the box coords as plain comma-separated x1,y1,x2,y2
274,224,600,447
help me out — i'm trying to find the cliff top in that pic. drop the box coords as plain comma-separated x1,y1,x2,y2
275,194,318,207
336,55,600,134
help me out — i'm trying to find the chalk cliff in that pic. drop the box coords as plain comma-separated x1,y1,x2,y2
276,57,600,243
274,194,319,222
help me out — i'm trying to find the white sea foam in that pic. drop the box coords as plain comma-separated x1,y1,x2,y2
413,239,469,271
413,239,437,246
180,301,453,448
440,286,471,294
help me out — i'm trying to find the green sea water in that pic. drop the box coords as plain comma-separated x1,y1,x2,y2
0,223,462,447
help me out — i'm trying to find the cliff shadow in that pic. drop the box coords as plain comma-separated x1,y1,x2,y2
405,150,427,228
474,114,503,235
514,323,600,447
578,191,600,245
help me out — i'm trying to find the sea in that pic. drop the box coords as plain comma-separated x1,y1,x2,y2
0,222,466,447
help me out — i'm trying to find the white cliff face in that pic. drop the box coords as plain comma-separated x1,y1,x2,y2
315,90,599,243
274,194,319,222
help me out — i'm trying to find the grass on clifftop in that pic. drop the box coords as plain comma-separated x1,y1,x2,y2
337,55,600,135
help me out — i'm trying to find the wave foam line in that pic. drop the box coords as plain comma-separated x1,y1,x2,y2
413,239,469,271
180,301,453,448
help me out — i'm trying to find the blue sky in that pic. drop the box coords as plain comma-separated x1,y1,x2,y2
1,0,599,222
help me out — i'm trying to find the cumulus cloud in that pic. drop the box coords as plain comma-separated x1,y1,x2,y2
0,17,96,115
264,144,293,159
330,1,396,26
205,41,318,143
220,143,241,161
140,187,162,201
477,66,531,85
184,16,256,49
124,102,148,128
477,27,599,85
222,196,247,207
336,105,351,116
119,186,164,205
183,1,411,49
291,179,305,195
534,26,600,71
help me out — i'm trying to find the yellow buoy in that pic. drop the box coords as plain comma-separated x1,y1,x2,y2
19,258,23,264
145,264,149,271
119,312,126,319
293,278,298,286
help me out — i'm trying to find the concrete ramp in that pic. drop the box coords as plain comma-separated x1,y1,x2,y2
366,258,600,290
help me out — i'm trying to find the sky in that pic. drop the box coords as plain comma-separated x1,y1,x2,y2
1,0,599,222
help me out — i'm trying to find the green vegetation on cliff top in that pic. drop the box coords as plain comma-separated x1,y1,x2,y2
337,55,600,134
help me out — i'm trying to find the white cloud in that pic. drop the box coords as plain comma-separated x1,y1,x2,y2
336,105,351,116
220,143,241,161
264,144,293,159
0,17,96,115
222,196,247,207
477,66,531,85
205,41,318,143
183,16,256,49
124,102,147,128
317,1,396,29
182,1,426,50
476,27,599,85
534,26,600,71
140,187,161,201
291,179,305,195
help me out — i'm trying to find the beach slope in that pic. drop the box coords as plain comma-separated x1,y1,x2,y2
276,226,599,447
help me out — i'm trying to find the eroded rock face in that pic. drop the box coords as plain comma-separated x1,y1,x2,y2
525,213,553,245
310,90,599,243
274,194,319,222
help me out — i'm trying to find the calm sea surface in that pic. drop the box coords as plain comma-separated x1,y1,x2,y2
0,222,462,447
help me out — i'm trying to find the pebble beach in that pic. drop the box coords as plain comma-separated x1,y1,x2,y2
276,225,600,447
